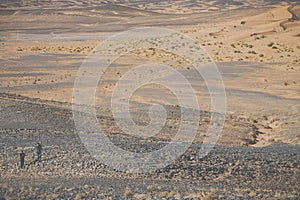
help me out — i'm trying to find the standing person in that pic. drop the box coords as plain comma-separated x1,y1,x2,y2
36,142,42,162
20,150,25,168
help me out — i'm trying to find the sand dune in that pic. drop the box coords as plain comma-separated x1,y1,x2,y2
0,1,299,146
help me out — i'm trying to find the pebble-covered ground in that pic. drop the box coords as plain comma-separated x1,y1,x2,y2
1,93,299,199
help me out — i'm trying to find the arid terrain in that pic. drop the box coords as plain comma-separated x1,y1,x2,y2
0,0,299,199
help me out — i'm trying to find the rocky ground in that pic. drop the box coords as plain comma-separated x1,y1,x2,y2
0,93,299,199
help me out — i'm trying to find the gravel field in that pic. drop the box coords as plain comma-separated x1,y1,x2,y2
0,93,299,199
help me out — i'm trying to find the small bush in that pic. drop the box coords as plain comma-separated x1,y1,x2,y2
124,189,133,197
75,193,82,200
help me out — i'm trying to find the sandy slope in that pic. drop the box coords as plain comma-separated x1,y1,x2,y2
0,1,299,147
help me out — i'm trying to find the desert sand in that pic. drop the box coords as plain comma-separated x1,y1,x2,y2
0,0,299,199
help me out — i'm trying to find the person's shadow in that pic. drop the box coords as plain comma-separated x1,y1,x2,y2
27,155,57,167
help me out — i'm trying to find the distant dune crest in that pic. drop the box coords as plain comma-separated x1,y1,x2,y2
1,0,299,14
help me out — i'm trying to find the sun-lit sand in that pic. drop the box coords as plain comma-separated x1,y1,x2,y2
0,1,299,147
